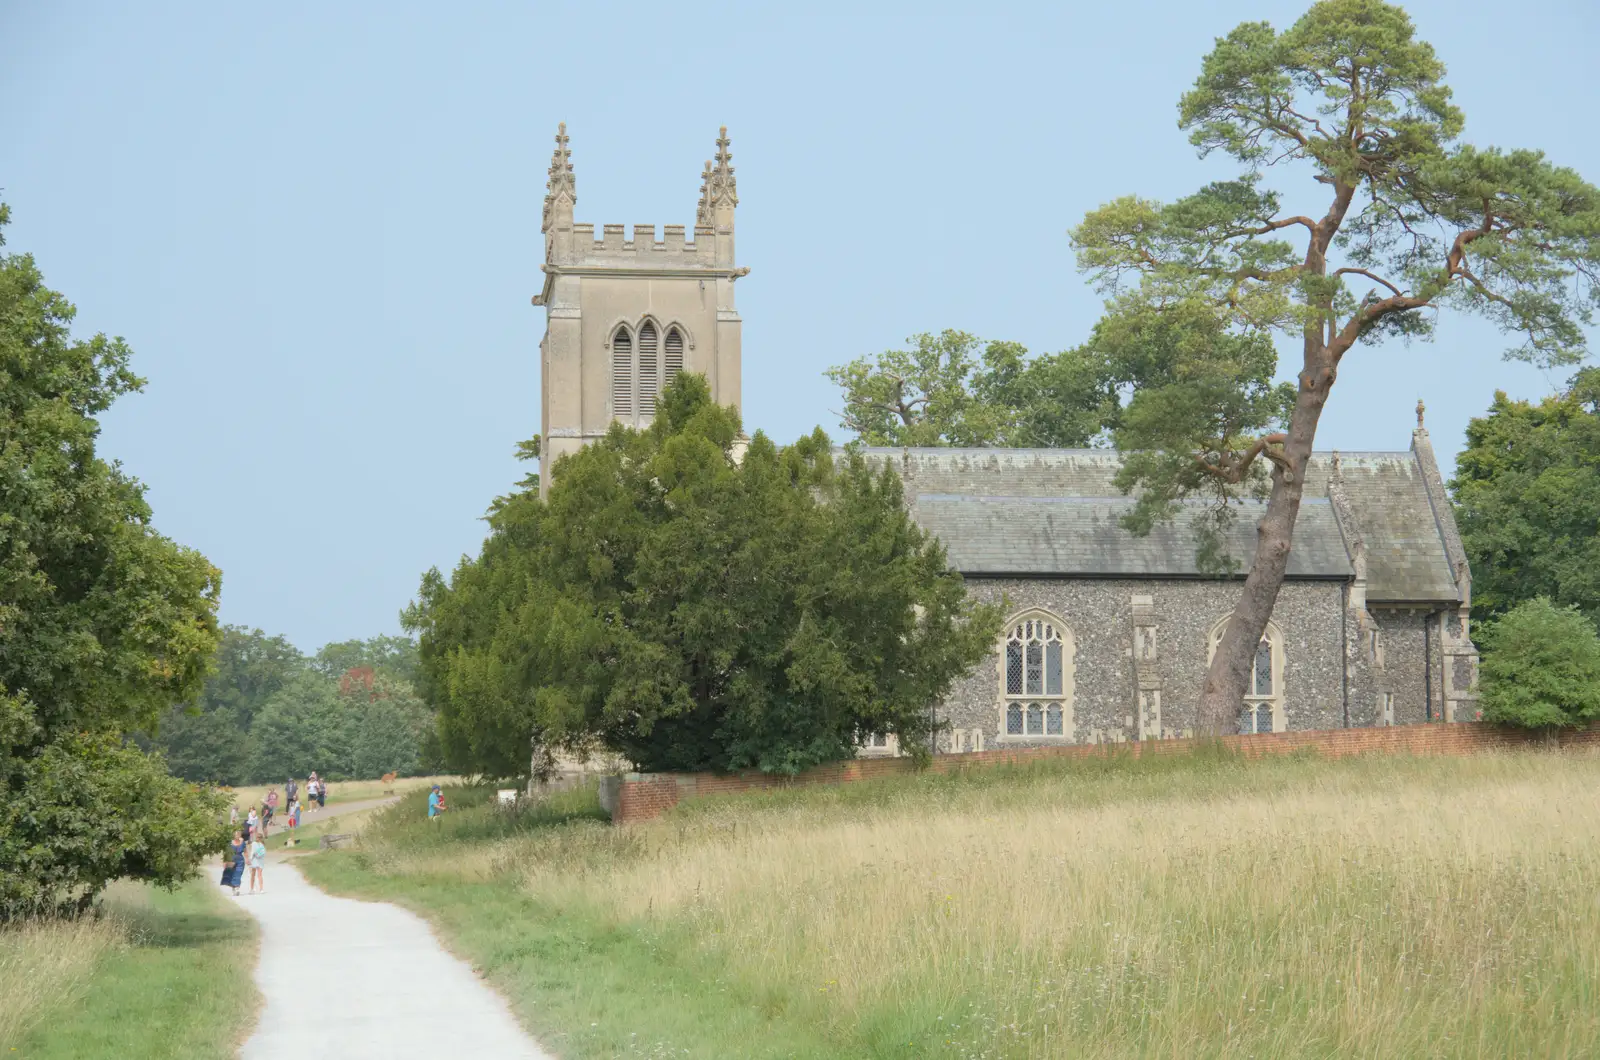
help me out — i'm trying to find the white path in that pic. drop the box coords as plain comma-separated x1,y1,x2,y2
237,860,554,1059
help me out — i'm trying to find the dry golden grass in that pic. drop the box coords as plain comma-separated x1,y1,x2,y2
0,908,123,1050
457,751,1600,1058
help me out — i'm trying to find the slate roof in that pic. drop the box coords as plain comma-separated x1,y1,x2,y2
854,446,1463,603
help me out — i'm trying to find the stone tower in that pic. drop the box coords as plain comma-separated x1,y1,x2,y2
533,123,749,494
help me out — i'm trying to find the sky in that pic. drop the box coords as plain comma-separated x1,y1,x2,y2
3,1,1596,651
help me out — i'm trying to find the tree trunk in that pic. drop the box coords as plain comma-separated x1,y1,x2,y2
1196,348,1335,734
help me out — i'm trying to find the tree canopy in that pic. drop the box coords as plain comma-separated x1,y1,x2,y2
0,203,228,917
1068,0,1600,731
152,626,436,785
1477,598,1600,731
1451,369,1600,628
405,374,1000,778
826,330,1118,449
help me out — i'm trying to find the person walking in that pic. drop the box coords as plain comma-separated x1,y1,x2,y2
265,786,280,823
222,831,245,896
247,833,266,894
315,775,328,810
427,784,444,821
244,807,258,842
285,776,298,806
306,773,319,813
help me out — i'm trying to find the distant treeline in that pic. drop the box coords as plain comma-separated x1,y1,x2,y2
146,628,443,785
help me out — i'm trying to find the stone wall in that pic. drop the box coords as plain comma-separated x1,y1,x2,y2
939,577,1350,749
1369,607,1447,726
608,722,1600,824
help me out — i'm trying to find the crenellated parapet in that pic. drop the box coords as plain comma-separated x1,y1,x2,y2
534,123,748,494
533,124,748,308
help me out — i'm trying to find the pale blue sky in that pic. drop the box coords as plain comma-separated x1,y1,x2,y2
3,2,1596,650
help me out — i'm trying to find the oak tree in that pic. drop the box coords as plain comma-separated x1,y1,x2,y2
0,204,227,917
826,330,1118,448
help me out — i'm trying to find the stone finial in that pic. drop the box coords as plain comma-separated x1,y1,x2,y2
542,122,576,232
1415,398,1425,429
696,125,737,226
1331,449,1342,474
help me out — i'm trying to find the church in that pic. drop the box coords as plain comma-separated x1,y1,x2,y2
532,125,1480,750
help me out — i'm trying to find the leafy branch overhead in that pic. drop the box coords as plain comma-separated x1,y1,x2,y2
1072,0,1600,499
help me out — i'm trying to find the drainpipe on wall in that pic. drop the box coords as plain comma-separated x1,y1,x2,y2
1340,582,1351,728
1424,609,1436,722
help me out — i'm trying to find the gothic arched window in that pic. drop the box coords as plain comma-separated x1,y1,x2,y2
637,321,659,418
664,326,685,389
611,325,634,420
1208,618,1284,735
1000,613,1074,739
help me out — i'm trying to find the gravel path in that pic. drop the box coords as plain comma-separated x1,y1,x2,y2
237,860,553,1059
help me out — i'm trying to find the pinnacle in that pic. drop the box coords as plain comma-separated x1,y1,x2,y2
543,121,576,231
697,125,737,225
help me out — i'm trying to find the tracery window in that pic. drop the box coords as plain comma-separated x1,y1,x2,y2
1001,614,1073,738
1209,619,1284,735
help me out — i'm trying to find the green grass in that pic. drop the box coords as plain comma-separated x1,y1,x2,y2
301,753,1600,1058
11,877,260,1059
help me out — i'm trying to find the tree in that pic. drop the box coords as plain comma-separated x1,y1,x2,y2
152,626,307,784
1451,369,1600,627
247,673,349,783
826,330,1118,448
0,203,227,918
405,374,1000,777
1477,598,1600,732
336,672,430,778
1069,0,1600,732
312,634,420,686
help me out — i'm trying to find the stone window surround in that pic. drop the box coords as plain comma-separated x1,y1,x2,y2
995,609,1077,742
607,316,691,427
858,732,899,757
1207,616,1286,734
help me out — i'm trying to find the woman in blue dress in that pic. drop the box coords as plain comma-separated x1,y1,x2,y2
220,831,245,895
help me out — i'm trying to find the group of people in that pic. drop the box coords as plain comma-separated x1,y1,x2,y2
220,771,332,896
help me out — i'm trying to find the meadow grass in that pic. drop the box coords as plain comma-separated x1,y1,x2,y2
1,876,259,1058
0,914,119,1050
223,772,457,814
303,750,1600,1058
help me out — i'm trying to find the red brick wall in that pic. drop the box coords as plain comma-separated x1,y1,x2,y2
609,722,1600,824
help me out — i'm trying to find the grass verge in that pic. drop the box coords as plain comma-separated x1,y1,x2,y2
5,876,260,1059
301,750,1600,1058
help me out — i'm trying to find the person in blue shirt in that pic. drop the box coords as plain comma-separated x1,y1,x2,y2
427,785,443,820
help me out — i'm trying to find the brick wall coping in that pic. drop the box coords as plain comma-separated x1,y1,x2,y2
598,721,1600,824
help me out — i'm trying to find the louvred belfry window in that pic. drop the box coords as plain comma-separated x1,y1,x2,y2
638,322,659,418
611,326,633,420
664,327,685,388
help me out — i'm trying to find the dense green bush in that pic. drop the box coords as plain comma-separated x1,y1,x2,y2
406,374,1001,778
1479,598,1600,730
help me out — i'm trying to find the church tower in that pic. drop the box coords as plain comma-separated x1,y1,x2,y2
533,124,748,494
